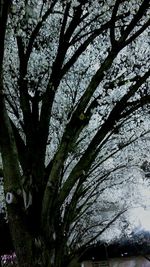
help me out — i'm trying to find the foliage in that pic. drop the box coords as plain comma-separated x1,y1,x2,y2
0,1,150,267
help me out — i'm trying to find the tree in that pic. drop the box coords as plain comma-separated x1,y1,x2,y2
0,0,150,267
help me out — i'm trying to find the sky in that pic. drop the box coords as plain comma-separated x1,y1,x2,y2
132,182,150,230
129,207,150,231
123,174,150,233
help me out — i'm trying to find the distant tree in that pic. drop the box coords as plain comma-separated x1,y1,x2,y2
0,1,149,267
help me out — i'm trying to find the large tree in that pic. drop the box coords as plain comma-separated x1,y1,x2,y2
0,0,150,267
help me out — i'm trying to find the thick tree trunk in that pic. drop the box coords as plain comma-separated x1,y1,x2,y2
0,84,33,267
7,209,33,267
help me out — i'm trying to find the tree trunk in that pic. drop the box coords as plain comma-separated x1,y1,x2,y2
7,211,32,267
0,85,33,267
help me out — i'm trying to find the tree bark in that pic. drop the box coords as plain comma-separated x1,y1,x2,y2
0,79,34,267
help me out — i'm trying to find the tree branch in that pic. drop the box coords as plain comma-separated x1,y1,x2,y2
58,69,150,205
119,0,150,44
26,0,58,61
0,0,11,70
110,0,120,47
80,208,127,248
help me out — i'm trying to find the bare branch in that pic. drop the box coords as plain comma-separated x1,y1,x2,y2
121,0,149,41
110,0,120,47
81,209,127,248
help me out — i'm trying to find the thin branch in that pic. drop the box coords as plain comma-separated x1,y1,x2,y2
81,209,127,248
110,0,120,47
119,0,150,43
26,0,58,61
122,18,150,48
0,0,11,69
